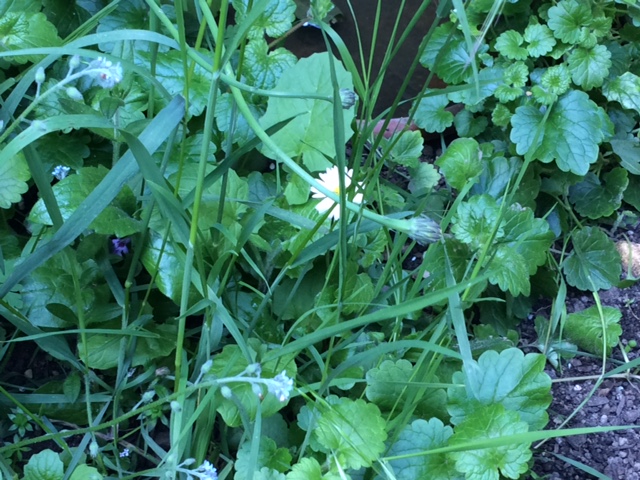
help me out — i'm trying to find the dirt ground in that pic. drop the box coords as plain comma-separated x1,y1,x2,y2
527,279,640,480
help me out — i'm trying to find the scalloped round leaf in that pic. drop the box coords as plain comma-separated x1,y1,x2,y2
0,151,30,209
313,398,386,470
450,404,532,480
495,30,528,60
563,227,621,291
388,130,424,168
547,0,591,44
233,0,296,39
569,168,628,219
23,449,64,480
524,24,556,58
567,45,611,91
510,90,611,175
235,437,292,480
414,94,454,133
435,138,483,191
565,305,622,356
245,39,297,91
420,23,477,84
603,72,640,114
610,138,640,175
29,166,141,237
451,194,502,249
210,345,297,427
447,348,552,430
0,11,61,64
382,418,457,480
259,52,353,172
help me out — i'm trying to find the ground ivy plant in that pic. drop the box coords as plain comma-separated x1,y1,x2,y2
0,0,634,479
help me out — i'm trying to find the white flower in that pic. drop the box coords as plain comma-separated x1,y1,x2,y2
52,165,70,180
87,56,123,88
267,371,294,402
310,166,364,220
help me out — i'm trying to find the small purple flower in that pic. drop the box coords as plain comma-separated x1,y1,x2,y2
111,237,131,256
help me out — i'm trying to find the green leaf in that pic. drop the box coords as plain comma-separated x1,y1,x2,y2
524,23,556,58
387,130,424,168
451,194,502,249
383,418,459,480
408,163,440,195
96,0,152,52
29,166,142,237
564,305,622,356
471,156,520,199
80,322,177,370
21,253,106,328
449,404,532,480
414,94,454,133
63,372,81,402
611,138,640,174
624,174,640,210
215,92,262,146
486,246,530,296
447,348,552,430
68,465,102,480
0,150,30,209
435,138,483,191
0,11,61,64
254,468,286,480
547,0,591,44
42,0,91,39
510,90,611,175
541,64,571,96
569,168,628,219
136,49,210,117
420,23,476,84
313,398,387,469
283,172,310,205
235,437,292,480
23,449,63,480
35,132,90,171
233,0,296,39
259,52,354,171
454,109,487,137
211,344,297,427
603,72,640,114
448,66,505,106
365,359,414,409
563,227,621,291
567,45,611,90
286,458,323,480
495,30,528,60
245,39,297,91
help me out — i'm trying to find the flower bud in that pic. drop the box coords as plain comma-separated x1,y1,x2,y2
220,386,233,399
340,88,357,109
69,55,80,70
407,215,442,245
66,86,84,101
35,67,45,84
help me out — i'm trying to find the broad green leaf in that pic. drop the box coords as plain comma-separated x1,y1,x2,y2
283,172,309,205
565,305,622,356
0,150,30,209
420,23,475,84
567,45,611,90
29,166,142,237
471,156,520,199
23,449,63,480
447,348,552,430
387,130,424,168
0,11,61,64
547,0,591,44
313,398,387,470
610,138,640,174
451,195,502,249
569,168,628,219
254,468,286,480
486,246,530,296
624,174,640,210
495,30,528,60
408,163,440,195
453,109,487,137
365,359,413,409
210,344,297,427
414,94,454,133
563,227,621,291
435,138,482,191
63,372,81,402
286,458,323,480
215,92,262,146
449,404,532,480
141,233,200,306
233,0,296,39
69,465,102,480
382,418,459,480
524,24,556,58
42,0,91,39
136,49,210,117
35,132,90,171
603,72,640,114
245,39,297,91
259,52,353,171
235,437,292,480
21,253,106,328
510,90,611,175
80,322,177,370
447,66,504,106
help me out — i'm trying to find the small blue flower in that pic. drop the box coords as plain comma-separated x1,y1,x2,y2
111,238,131,256
119,448,130,458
